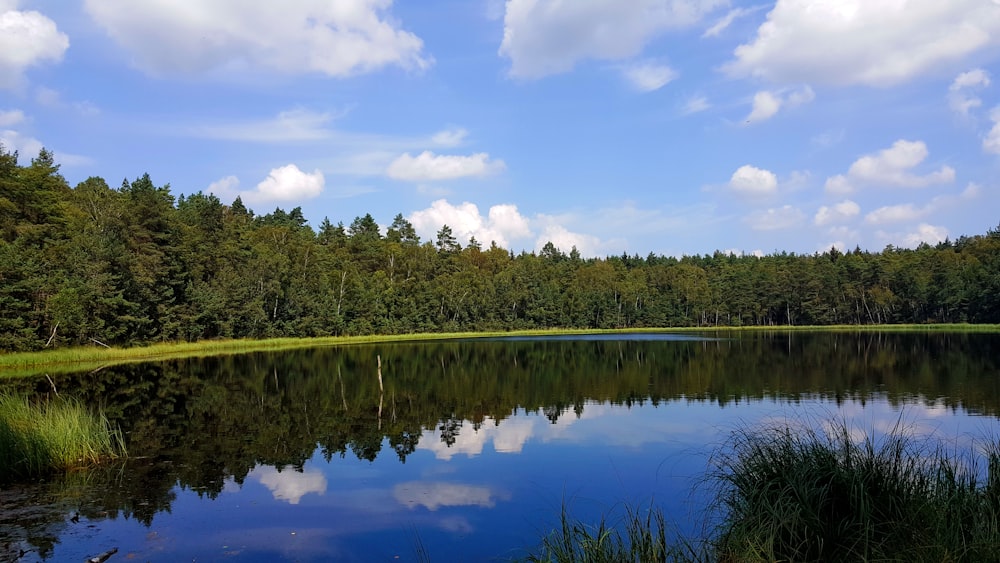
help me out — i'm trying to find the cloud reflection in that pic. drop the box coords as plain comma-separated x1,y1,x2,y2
393,481,509,511
252,465,327,505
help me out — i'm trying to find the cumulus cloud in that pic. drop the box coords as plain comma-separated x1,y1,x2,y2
257,164,324,200
985,108,1000,155
725,0,1000,87
745,85,814,124
729,164,778,196
83,0,431,77
824,140,955,193
534,222,604,257
387,151,505,182
208,164,324,204
745,205,805,231
621,61,677,92
878,223,950,248
865,203,925,225
409,200,531,249
0,7,69,89
949,68,990,116
814,200,860,226
499,0,725,78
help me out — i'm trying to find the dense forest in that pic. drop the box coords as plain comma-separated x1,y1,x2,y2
1,146,999,352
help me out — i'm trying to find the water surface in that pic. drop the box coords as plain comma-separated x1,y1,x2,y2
2,331,999,561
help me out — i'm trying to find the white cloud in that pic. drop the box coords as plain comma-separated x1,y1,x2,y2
949,68,990,115
745,85,814,124
534,223,603,257
0,128,42,159
256,164,324,201
746,91,780,123
431,128,468,147
409,200,531,249
745,205,805,231
985,107,1000,154
682,95,711,114
814,200,859,226
252,465,326,505
621,61,677,92
0,109,24,127
729,164,778,196
209,165,324,204
876,224,950,249
725,0,1000,87
394,482,506,511
194,109,337,142
702,5,766,38
83,0,431,77
865,204,925,225
825,140,955,193
0,8,69,89
499,0,726,78
387,151,505,182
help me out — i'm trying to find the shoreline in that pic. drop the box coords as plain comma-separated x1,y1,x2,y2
2,324,998,378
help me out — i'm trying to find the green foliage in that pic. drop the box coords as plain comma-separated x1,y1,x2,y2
0,149,998,351
0,393,125,481
708,421,1000,562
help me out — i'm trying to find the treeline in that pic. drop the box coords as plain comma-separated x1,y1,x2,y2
2,147,999,351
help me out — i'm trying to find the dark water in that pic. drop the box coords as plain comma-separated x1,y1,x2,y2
2,331,1000,562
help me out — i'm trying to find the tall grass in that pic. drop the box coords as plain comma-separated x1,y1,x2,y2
519,503,693,562
520,421,1000,562
709,421,1000,562
0,393,126,481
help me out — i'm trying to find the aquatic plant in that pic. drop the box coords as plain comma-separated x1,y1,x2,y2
708,420,1000,562
520,421,1000,562
519,503,693,562
0,393,126,481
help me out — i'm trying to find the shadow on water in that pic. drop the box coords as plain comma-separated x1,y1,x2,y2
1,331,999,560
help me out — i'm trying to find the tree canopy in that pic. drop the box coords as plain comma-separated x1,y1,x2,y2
1,145,998,351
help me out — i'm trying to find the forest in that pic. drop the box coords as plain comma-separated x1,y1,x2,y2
2,145,999,352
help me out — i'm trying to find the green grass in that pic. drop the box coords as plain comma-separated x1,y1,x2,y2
518,503,691,563
520,420,1000,563
3,324,998,378
0,393,126,481
708,421,1000,562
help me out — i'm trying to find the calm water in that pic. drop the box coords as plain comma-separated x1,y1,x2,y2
2,332,1000,561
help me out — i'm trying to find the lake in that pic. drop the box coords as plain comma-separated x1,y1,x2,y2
2,331,999,561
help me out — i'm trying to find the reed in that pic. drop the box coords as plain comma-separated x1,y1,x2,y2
0,393,126,481
708,420,1000,562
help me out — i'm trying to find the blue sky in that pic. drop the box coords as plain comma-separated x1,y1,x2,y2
2,0,999,257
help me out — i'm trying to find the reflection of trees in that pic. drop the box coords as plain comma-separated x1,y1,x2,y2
1,332,998,548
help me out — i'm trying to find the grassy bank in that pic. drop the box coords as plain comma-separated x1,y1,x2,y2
521,421,1000,562
3,324,998,378
0,393,126,482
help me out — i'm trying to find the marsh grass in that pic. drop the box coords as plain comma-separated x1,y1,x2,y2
709,421,1000,562
519,503,693,562
521,420,1000,563
0,393,126,481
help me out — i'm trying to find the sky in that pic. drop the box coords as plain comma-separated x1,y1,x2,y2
2,0,999,258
